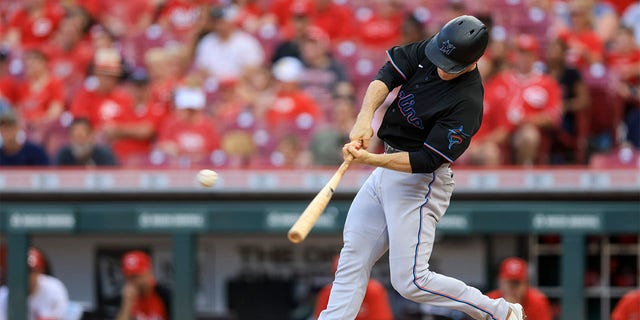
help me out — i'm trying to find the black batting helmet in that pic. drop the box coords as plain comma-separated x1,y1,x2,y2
425,15,489,74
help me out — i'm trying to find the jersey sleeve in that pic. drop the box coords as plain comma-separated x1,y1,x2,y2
374,38,429,90
409,100,482,172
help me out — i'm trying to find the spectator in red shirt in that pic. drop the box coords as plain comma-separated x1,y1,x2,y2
157,0,204,39
484,35,562,165
311,0,353,42
13,49,65,128
266,57,321,142
102,68,168,165
70,48,134,130
0,48,16,105
611,289,640,320
4,0,65,48
356,0,404,49
94,0,155,37
156,85,220,166
115,251,172,320
268,0,309,28
558,2,606,68
314,255,393,320
45,6,95,100
486,258,552,320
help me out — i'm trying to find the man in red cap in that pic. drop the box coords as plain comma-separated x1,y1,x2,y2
115,250,171,320
0,247,69,320
486,258,552,320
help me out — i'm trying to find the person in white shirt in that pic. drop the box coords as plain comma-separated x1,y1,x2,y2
194,6,265,80
0,248,68,320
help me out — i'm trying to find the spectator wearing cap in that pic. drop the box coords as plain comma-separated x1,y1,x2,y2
298,26,350,116
0,108,49,166
486,258,552,320
101,68,168,165
0,247,69,320
115,251,171,320
55,117,117,166
156,85,220,166
484,34,562,165
266,57,321,143
194,6,265,81
13,49,65,129
611,289,640,320
70,48,135,132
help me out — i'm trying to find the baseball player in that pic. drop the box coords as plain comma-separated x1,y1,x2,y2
318,16,526,320
0,248,69,320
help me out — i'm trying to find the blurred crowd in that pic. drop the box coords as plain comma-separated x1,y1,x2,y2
0,0,637,168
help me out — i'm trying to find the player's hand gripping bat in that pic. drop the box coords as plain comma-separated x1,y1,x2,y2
287,160,351,243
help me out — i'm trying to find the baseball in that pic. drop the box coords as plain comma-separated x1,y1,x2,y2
197,169,218,187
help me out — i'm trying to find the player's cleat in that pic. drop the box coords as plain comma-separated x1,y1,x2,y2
507,303,526,320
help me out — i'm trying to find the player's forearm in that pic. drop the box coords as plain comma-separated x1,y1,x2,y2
357,80,390,122
356,152,413,173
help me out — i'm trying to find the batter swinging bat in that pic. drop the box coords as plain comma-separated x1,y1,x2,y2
288,160,351,243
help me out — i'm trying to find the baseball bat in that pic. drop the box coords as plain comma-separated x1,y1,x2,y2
288,160,351,243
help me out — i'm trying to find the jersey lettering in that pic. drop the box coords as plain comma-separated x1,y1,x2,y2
398,90,424,129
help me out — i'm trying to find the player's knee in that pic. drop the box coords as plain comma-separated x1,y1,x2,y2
390,265,426,300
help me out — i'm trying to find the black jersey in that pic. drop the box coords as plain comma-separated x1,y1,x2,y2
374,38,484,173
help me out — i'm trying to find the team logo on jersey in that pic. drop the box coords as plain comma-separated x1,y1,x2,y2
447,126,470,149
397,90,423,129
440,40,456,56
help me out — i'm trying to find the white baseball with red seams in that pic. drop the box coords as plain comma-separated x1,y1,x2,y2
197,169,218,187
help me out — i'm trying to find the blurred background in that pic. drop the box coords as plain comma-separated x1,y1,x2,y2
0,0,638,319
